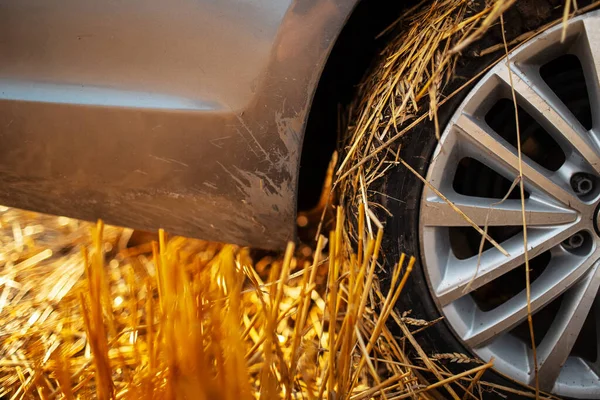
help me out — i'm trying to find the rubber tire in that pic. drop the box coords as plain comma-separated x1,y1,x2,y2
372,0,592,398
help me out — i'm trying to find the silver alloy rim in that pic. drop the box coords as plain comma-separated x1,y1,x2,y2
420,11,600,398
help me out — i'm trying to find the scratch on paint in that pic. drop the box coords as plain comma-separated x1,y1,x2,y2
209,136,231,149
149,154,189,168
236,114,272,163
235,128,260,158
217,162,250,192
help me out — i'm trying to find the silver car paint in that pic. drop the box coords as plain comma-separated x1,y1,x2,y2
0,0,358,248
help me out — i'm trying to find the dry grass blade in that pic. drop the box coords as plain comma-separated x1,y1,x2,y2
499,13,539,398
80,221,113,400
396,157,509,256
387,360,494,400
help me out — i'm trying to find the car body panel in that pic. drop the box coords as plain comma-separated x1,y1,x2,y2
0,0,358,248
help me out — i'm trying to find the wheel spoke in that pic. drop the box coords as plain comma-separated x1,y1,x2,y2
437,223,581,306
422,194,577,227
495,65,600,175
454,114,582,210
535,263,600,391
463,250,598,348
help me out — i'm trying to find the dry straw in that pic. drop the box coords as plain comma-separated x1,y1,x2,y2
0,205,557,398
0,206,449,399
332,0,599,399
1,0,596,399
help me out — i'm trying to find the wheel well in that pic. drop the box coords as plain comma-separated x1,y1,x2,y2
297,0,417,211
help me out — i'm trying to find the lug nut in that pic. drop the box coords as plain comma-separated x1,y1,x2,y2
563,232,585,250
571,173,594,196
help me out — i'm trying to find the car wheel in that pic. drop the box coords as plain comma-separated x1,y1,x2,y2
378,7,600,399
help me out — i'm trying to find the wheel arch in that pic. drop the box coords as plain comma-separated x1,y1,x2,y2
297,0,420,212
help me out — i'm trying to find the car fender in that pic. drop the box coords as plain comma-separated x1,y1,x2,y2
0,0,360,248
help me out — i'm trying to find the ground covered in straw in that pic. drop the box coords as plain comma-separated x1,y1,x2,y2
1,0,597,399
0,206,524,400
